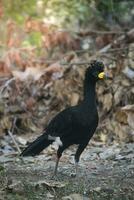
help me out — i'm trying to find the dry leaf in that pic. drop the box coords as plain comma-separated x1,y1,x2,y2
25,97,36,110
12,67,45,81
33,180,67,188
45,62,63,80
70,93,79,106
113,121,133,142
114,86,123,105
0,61,11,77
115,110,127,124
103,93,113,111
122,105,134,129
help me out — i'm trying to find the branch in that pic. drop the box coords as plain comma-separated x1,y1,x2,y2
8,117,21,154
0,77,15,94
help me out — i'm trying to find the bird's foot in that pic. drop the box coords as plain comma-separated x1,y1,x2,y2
70,161,78,177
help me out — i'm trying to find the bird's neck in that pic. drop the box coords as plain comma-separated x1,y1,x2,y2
83,76,96,105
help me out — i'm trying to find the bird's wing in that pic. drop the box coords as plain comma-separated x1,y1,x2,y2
45,107,74,138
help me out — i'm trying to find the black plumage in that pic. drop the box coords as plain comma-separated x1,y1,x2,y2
21,60,106,176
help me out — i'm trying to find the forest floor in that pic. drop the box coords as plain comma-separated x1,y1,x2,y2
0,141,133,200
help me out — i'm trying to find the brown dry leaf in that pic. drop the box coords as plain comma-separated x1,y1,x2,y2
114,86,123,105
45,62,62,74
0,61,11,77
103,93,113,111
54,79,65,100
6,20,22,48
63,53,76,63
121,105,134,129
96,34,114,49
2,49,24,74
42,33,53,49
127,113,134,130
25,97,36,110
43,29,79,50
0,116,12,132
113,121,133,142
115,110,128,124
25,17,41,33
12,67,45,81
97,85,105,96
8,49,23,68
70,92,79,106
45,62,63,80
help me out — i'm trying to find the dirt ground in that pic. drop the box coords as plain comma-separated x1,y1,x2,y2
0,142,134,200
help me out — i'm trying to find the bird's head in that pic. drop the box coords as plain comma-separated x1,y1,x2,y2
86,60,106,82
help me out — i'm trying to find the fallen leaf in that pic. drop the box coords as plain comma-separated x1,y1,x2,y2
122,105,134,129
12,67,45,81
103,93,113,111
33,180,67,188
25,97,36,110
70,93,79,106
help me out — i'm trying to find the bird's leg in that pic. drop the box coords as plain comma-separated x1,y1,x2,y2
53,147,63,176
53,144,71,176
74,160,79,175
71,159,79,177
71,143,88,177
54,155,60,176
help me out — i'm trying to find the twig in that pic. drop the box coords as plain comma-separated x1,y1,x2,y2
60,29,125,35
101,54,117,61
72,46,131,55
0,77,15,94
60,61,92,66
8,130,21,154
100,46,130,53
8,117,21,154
99,28,134,54
77,30,125,35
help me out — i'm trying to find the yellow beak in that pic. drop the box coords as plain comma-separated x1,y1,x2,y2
98,72,105,79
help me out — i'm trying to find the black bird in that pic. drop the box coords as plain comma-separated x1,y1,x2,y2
21,60,106,176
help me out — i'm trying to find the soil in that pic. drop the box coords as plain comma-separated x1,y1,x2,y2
0,142,134,200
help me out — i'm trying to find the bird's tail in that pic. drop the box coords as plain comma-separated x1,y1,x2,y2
20,134,52,156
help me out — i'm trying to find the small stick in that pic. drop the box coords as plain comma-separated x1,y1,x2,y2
8,130,21,154
0,77,15,94
8,117,21,154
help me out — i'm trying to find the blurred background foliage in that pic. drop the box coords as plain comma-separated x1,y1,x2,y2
2,0,134,28
0,0,133,49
